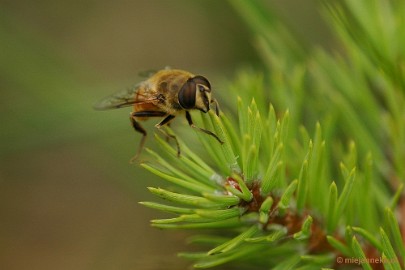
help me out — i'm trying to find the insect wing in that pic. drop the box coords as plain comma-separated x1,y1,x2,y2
93,83,155,110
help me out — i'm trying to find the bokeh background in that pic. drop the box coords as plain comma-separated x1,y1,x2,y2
0,1,330,269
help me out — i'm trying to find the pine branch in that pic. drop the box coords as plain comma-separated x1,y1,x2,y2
140,100,403,268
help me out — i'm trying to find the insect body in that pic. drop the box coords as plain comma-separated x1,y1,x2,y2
94,69,223,161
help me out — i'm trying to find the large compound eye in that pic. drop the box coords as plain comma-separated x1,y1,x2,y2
178,80,196,109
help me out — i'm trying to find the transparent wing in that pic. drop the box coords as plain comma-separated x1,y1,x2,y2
93,83,158,110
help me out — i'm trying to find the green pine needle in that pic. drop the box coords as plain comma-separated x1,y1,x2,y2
351,236,372,270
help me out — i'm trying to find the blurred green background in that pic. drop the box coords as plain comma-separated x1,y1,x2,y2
0,1,329,269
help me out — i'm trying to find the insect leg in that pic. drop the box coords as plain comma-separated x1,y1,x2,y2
211,98,220,116
129,114,147,162
185,111,224,144
129,110,166,162
155,115,181,156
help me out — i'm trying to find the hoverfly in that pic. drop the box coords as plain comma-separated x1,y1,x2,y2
94,68,223,162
